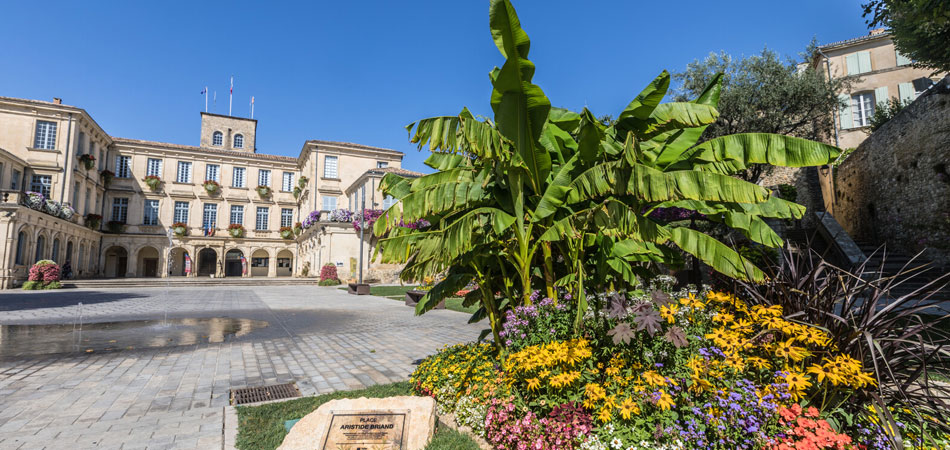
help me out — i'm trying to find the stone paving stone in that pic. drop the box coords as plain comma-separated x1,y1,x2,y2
0,285,481,448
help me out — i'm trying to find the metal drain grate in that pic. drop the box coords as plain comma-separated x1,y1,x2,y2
230,383,301,405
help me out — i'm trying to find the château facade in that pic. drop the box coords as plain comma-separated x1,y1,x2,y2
0,96,419,288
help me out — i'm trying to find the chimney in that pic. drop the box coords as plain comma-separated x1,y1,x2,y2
53,98,62,105
869,28,886,36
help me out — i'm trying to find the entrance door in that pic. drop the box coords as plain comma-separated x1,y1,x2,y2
116,256,128,278
225,250,243,277
143,258,158,277
197,249,217,276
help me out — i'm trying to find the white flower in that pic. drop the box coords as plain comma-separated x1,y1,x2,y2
603,423,615,434
610,437,623,449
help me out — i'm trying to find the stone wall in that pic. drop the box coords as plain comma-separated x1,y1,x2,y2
758,165,824,228
832,76,950,266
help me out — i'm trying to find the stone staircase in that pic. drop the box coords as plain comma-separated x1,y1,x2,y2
60,277,326,289
852,240,950,302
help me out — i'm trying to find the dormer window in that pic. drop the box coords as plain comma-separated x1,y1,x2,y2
212,131,223,146
234,134,244,149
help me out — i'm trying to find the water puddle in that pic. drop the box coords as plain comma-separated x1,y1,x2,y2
0,317,269,358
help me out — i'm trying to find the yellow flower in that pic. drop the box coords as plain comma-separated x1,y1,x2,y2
747,356,771,370
655,390,675,410
618,397,639,420
807,364,841,385
584,383,606,400
642,370,666,387
526,377,541,391
660,304,679,324
781,371,812,393
597,406,612,423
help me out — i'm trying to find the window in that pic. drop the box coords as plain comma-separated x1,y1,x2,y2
112,197,129,223
850,92,875,128
277,258,291,268
146,158,162,177
258,169,271,187
174,201,189,223
281,172,294,191
376,161,388,169
143,199,159,225
382,195,396,210
30,175,52,197
15,231,25,265
212,131,223,146
11,169,20,190
98,148,104,170
232,167,246,188
898,82,917,103
349,192,356,211
281,208,293,227
33,121,57,149
896,50,912,66
845,51,872,75
72,182,79,207
176,161,193,183
202,204,217,230
230,205,244,225
35,235,45,263
234,134,244,148
77,132,85,155
115,155,131,178
84,188,91,215
255,207,269,230
89,142,95,159
51,239,60,262
251,257,268,267
206,164,220,182
323,156,338,178
322,196,337,211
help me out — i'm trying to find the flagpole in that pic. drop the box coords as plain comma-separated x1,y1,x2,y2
229,76,233,116
204,86,208,112
251,97,255,119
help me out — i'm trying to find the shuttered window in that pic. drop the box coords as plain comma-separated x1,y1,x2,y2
896,51,912,66
898,82,916,103
34,121,57,149
177,162,192,183
874,86,889,107
845,51,872,75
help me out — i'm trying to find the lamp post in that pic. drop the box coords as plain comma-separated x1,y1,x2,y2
358,185,365,285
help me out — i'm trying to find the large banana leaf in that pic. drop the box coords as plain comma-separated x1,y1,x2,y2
425,153,472,171
642,74,724,167
669,227,765,282
641,102,719,139
667,133,842,173
489,0,552,191
533,153,580,221
618,71,670,123
417,269,473,315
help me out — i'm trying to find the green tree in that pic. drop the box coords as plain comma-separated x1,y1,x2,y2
864,0,950,73
867,97,912,132
673,45,850,182
373,0,841,346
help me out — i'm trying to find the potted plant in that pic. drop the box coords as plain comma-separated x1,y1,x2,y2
99,169,114,187
293,221,303,235
85,213,102,230
255,185,271,199
24,191,45,210
60,204,75,221
106,220,125,234
297,176,309,189
44,200,61,216
292,186,302,199
78,154,96,170
228,223,245,238
143,175,162,191
203,179,221,195
171,222,188,237
279,226,294,239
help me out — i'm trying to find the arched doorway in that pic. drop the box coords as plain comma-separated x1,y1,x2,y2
137,246,160,277
197,248,217,276
276,249,293,277
225,249,245,277
250,249,269,277
168,248,188,276
104,246,128,277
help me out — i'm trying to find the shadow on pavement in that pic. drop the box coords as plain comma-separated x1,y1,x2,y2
0,290,149,311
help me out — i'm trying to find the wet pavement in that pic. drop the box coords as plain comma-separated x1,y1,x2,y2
0,285,483,449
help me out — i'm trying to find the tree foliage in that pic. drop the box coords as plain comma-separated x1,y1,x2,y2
864,0,950,73
673,45,849,182
373,0,841,348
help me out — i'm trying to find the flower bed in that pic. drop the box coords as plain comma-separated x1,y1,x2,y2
318,263,341,286
411,288,949,450
23,260,61,290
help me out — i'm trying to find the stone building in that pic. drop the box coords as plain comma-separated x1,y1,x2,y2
0,96,420,288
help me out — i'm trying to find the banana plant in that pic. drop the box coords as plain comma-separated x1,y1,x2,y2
373,0,842,343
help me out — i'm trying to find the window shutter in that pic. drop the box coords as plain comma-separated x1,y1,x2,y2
896,50,911,66
846,54,859,75
898,82,915,103
838,93,853,130
874,86,889,107
857,51,872,73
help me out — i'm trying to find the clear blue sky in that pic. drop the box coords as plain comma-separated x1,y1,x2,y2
0,0,870,173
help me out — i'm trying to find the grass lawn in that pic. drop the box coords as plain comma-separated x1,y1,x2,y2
338,285,480,315
235,381,480,450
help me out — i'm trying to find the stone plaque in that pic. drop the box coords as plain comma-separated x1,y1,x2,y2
321,410,408,450
278,396,435,450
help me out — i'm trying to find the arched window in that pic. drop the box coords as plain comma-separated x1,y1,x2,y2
234,134,244,149
52,239,60,262
212,131,223,146
35,235,45,263
79,244,85,272
15,231,26,265
66,241,73,263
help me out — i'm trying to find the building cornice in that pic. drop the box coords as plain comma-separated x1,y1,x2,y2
0,96,114,146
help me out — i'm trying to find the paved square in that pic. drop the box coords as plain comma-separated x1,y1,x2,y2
0,285,483,449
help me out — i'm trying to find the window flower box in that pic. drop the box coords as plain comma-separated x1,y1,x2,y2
143,175,162,191
279,226,294,240
24,191,45,210
106,221,125,234
85,214,102,230
44,200,61,216
203,180,221,195
60,205,75,221
293,222,303,235
78,154,96,170
99,170,114,187
256,185,271,199
228,223,246,238
171,222,188,237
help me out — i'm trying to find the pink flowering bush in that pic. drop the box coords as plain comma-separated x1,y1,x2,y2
24,260,62,290
485,399,592,450
318,263,341,286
